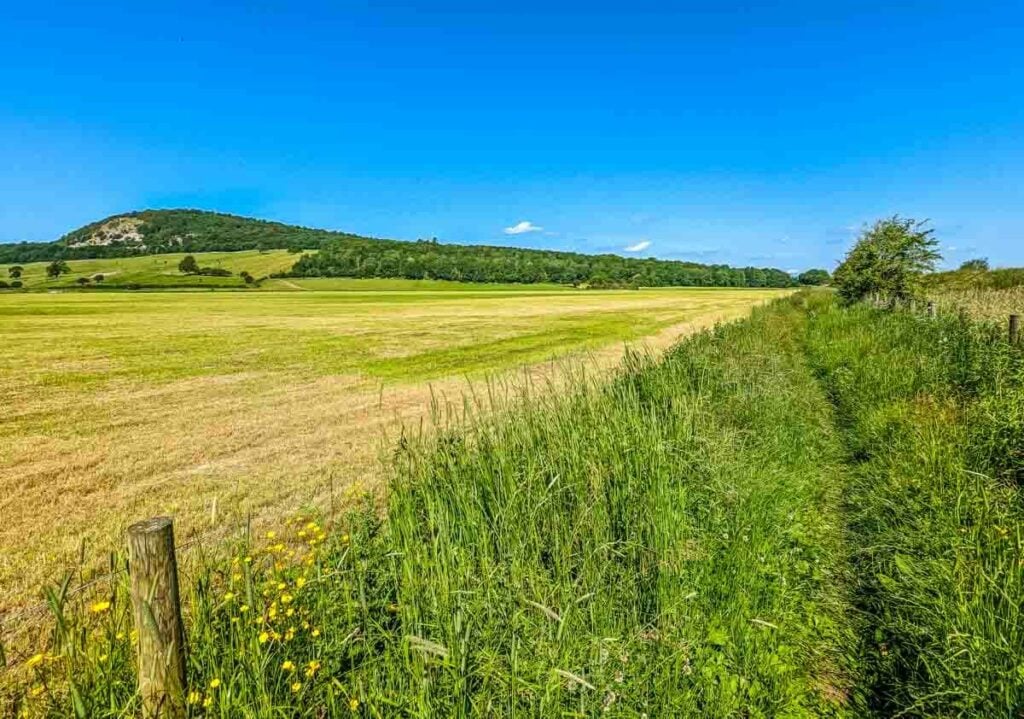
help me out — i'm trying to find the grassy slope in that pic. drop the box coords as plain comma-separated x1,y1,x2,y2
11,297,858,716
0,251,301,289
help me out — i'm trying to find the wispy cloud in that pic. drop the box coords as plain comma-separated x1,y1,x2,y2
623,240,651,252
504,220,542,235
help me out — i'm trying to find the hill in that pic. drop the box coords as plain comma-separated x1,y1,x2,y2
0,209,795,288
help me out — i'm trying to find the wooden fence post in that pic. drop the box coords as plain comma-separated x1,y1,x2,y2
1011,314,1020,345
128,517,187,719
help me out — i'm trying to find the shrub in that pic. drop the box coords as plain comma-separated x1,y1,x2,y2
178,255,199,274
833,217,941,304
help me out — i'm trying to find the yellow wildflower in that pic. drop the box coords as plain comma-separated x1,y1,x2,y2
295,577,307,589
26,654,44,668
30,685,45,698
281,593,293,605
349,697,360,711
209,678,221,689
310,628,321,638
282,660,296,672
224,592,235,602
266,531,277,539
258,631,270,644
188,690,201,705
203,696,213,708
90,600,112,614
291,681,302,693
240,604,250,613
305,660,321,678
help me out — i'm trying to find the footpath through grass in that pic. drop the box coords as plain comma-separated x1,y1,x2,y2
7,292,1024,716
803,293,1024,716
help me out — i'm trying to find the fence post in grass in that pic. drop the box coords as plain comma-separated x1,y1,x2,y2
1011,314,1020,345
127,517,187,719
927,301,936,318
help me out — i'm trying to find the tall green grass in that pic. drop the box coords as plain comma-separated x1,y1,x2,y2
803,293,1024,716
7,298,858,717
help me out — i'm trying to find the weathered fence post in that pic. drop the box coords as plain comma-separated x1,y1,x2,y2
1011,314,1020,345
128,517,187,718
927,301,936,318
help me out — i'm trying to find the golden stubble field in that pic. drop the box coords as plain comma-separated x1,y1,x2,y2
0,283,786,621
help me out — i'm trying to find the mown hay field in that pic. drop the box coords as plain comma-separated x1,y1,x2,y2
0,284,784,616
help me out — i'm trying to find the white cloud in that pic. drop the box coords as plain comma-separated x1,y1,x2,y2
623,240,651,252
504,221,543,235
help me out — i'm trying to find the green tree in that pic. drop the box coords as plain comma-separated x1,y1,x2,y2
46,259,70,279
959,258,989,271
178,255,200,274
797,268,831,285
833,217,941,304
75,276,91,286
8,265,22,279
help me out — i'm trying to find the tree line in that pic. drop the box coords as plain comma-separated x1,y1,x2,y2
287,237,797,288
0,209,833,289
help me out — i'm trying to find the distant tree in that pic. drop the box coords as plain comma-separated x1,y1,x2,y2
46,259,70,279
833,216,941,304
240,270,255,285
75,276,91,286
93,274,104,282
10,280,22,288
8,265,22,279
0,280,8,288
959,258,989,271
797,268,831,286
178,255,200,274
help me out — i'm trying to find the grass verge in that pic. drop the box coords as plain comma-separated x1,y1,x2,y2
803,293,1024,716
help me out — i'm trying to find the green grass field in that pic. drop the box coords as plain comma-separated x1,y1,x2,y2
0,251,301,289
0,284,782,625
12,292,1021,716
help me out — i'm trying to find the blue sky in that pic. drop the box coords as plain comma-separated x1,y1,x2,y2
2,1,1022,271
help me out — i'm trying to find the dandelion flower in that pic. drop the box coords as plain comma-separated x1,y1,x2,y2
349,697,360,711
291,681,302,693
90,600,112,614
311,628,321,638
282,660,296,672
295,577,307,589
305,660,321,678
209,678,222,689
258,631,270,644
